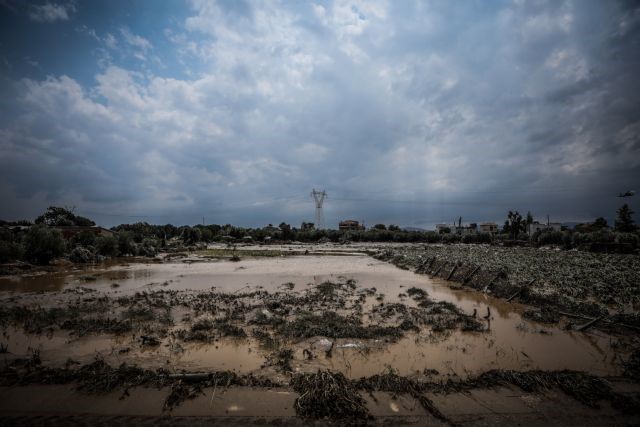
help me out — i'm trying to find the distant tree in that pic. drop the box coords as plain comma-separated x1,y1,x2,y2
182,227,202,244
279,222,292,240
200,227,213,242
526,211,533,226
23,224,66,264
35,206,95,227
373,224,387,230
615,204,636,232
505,210,525,239
388,224,400,231
593,217,608,230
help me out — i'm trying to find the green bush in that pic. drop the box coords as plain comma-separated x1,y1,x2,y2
615,233,639,249
571,232,590,247
425,232,442,243
70,230,96,247
0,240,24,263
593,230,616,243
117,231,136,255
460,233,492,244
462,234,475,244
69,246,95,263
23,225,66,264
476,232,493,244
138,238,158,257
535,230,565,246
442,233,461,243
95,236,119,257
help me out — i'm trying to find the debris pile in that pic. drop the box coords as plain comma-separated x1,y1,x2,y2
290,370,370,420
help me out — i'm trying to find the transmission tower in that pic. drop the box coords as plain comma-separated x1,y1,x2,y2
311,189,327,229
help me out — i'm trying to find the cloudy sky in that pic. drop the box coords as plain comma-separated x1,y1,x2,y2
0,0,639,228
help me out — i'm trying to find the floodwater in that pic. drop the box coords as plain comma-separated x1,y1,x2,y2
0,254,622,379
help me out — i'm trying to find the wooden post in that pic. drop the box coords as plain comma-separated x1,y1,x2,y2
447,264,458,281
463,266,480,284
506,290,520,302
433,262,446,276
488,273,501,288
427,256,436,269
484,273,501,292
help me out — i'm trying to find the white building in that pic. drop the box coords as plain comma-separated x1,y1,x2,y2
479,222,498,234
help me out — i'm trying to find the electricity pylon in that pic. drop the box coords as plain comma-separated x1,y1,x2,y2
311,189,327,229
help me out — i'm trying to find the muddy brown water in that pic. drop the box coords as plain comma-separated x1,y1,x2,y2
0,255,621,379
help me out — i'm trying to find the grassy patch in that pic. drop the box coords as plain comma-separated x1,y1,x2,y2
278,311,403,339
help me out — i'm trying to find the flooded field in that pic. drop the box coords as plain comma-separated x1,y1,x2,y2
0,254,625,379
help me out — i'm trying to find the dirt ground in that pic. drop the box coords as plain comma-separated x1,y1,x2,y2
0,243,638,425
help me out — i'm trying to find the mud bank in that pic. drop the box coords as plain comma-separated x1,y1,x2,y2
1,359,639,424
375,245,640,330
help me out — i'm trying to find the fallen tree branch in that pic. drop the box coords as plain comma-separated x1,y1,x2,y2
557,311,640,332
576,316,602,332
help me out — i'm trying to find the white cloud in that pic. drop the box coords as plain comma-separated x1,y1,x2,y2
545,48,588,81
28,2,73,23
119,28,153,61
120,28,152,51
294,143,329,161
104,33,118,50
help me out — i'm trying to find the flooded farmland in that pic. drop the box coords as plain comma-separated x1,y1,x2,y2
0,254,623,376
1,248,638,424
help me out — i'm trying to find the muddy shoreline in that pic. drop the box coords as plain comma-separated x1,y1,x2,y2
375,244,640,331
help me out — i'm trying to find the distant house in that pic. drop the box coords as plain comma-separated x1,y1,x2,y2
527,222,562,235
454,223,477,235
339,220,364,231
479,222,498,234
54,226,114,240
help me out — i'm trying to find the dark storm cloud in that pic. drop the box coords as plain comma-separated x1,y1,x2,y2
0,0,639,228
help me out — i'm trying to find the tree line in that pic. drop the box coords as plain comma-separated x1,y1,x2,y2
0,204,637,265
